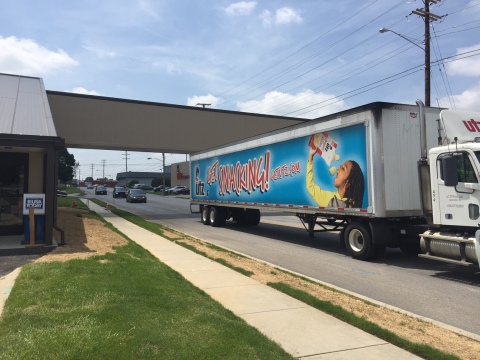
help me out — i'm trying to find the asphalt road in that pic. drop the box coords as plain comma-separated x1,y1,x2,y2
89,189,480,336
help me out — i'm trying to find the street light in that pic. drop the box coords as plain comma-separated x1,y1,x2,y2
148,154,166,196
379,27,430,106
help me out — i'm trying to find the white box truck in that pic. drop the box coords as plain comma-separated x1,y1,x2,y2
190,101,480,268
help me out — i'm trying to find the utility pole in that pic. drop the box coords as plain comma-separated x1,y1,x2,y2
91,163,94,178
196,103,211,108
74,161,80,186
411,1,443,107
123,151,130,187
101,160,106,180
162,152,166,197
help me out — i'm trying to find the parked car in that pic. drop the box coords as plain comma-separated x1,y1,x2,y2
153,185,167,192
126,189,147,203
174,187,190,195
168,186,188,195
95,185,107,195
139,184,153,191
112,186,127,198
57,190,68,197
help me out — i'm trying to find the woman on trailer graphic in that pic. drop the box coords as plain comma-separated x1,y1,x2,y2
306,132,364,208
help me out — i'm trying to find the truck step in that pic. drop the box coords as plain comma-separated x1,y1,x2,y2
421,232,474,243
418,254,473,266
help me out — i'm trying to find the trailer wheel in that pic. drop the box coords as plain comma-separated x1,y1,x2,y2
338,228,346,248
373,244,387,259
234,211,246,225
344,222,377,260
246,209,260,226
209,207,226,227
201,206,210,225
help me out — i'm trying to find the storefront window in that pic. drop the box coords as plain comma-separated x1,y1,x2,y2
0,153,28,235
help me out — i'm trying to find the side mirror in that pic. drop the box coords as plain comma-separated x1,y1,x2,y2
442,155,458,187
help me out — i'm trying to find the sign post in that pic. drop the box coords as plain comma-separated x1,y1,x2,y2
29,205,35,246
23,194,45,246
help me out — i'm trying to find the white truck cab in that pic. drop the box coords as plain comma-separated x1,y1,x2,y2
420,110,480,268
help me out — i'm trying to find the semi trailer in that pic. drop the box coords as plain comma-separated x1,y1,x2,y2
190,101,480,268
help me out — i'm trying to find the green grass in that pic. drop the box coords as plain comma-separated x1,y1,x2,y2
0,233,293,359
58,184,84,195
56,196,89,210
268,283,460,360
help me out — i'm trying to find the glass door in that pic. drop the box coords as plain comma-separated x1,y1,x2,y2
0,153,28,235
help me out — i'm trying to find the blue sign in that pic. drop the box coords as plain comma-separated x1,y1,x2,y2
191,124,368,210
23,194,46,215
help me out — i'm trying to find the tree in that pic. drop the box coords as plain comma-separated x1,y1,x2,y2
152,177,171,187
58,149,76,183
128,179,138,188
152,178,161,187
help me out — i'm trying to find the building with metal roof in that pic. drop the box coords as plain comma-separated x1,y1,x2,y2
0,73,64,248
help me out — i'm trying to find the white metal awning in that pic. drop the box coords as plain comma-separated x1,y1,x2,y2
0,73,56,137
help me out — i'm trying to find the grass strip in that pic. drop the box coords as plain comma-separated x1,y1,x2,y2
56,196,89,210
176,242,254,277
58,185,84,195
0,227,293,359
268,282,460,360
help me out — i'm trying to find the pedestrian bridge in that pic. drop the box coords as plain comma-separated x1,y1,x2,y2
47,91,307,154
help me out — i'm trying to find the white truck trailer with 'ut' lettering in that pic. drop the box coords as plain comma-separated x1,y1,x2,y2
190,101,480,268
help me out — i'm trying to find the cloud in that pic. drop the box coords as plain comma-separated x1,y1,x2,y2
442,80,480,111
236,90,345,119
151,56,183,75
446,43,480,76
83,45,117,59
261,7,302,27
138,0,161,19
186,94,221,108
70,87,102,96
0,36,78,76
225,1,256,16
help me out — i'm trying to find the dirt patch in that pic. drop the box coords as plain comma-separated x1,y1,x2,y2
35,208,127,263
39,208,479,359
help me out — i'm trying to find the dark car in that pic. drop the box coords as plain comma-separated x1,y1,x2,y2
112,186,127,198
126,189,147,203
139,185,153,191
153,185,167,192
57,190,68,197
175,187,190,195
168,186,188,195
95,185,107,195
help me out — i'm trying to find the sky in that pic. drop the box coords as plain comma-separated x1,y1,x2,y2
1,0,479,180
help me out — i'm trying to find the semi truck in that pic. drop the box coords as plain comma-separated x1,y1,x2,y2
190,101,480,268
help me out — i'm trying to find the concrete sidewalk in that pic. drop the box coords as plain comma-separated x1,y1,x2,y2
87,201,420,359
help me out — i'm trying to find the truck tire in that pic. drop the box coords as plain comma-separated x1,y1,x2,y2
235,210,247,225
344,222,378,260
209,207,226,227
246,209,260,226
201,206,210,225
338,228,346,248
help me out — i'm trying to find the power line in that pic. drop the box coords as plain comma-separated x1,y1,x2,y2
214,0,479,117
281,48,480,117
217,0,408,110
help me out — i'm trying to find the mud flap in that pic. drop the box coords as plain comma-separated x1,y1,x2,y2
475,230,480,270
369,219,395,245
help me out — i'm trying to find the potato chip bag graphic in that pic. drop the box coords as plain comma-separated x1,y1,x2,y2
309,132,338,166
